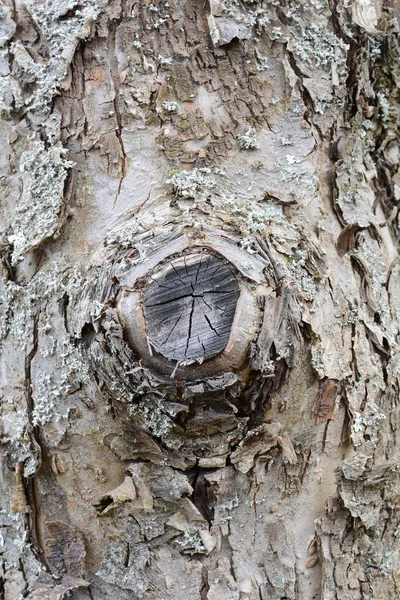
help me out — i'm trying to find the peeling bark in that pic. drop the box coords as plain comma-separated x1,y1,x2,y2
1,0,400,599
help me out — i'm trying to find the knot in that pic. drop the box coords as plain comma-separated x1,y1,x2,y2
142,253,240,364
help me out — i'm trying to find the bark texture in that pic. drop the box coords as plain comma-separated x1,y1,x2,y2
0,0,400,599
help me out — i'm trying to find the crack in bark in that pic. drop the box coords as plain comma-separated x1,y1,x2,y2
25,310,39,420
23,309,51,574
109,23,127,208
300,448,312,485
286,49,323,143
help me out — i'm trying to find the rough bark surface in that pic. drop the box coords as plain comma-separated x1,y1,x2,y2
0,0,399,599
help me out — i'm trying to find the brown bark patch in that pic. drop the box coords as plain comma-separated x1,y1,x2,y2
313,380,339,424
44,521,86,577
337,223,362,257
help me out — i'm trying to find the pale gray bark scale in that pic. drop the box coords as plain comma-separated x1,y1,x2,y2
0,1,399,599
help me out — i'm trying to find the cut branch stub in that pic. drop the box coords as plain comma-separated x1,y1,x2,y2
117,243,262,381
142,254,240,364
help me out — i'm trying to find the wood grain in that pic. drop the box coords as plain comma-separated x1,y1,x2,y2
142,253,240,363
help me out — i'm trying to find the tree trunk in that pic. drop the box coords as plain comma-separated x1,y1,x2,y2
1,0,399,599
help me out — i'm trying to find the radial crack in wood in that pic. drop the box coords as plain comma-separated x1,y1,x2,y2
142,254,240,363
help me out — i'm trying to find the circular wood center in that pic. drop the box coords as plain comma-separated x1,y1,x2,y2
142,253,240,364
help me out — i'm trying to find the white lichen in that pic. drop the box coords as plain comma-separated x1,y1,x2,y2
166,166,285,256
0,5,15,47
289,250,317,301
245,7,271,33
255,52,270,71
105,218,144,249
147,4,170,29
377,91,390,124
1,0,108,114
230,199,283,253
174,531,206,554
351,403,386,447
294,23,348,76
8,142,73,264
167,168,216,200
216,494,241,522
0,264,87,457
157,55,173,66
0,263,83,347
32,336,89,427
281,136,294,146
237,127,260,150
129,399,174,438
160,101,179,113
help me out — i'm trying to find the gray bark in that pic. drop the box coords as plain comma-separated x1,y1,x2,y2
0,0,400,599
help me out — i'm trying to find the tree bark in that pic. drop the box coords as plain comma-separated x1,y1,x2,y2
1,0,400,599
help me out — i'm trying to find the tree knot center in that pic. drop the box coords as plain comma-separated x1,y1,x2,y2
142,253,240,364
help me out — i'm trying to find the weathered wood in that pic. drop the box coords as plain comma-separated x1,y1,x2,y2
0,1,399,599
142,253,240,363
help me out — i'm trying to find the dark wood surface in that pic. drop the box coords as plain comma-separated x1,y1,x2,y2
142,254,240,363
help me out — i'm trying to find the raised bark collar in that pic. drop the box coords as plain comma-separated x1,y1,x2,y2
117,247,261,382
